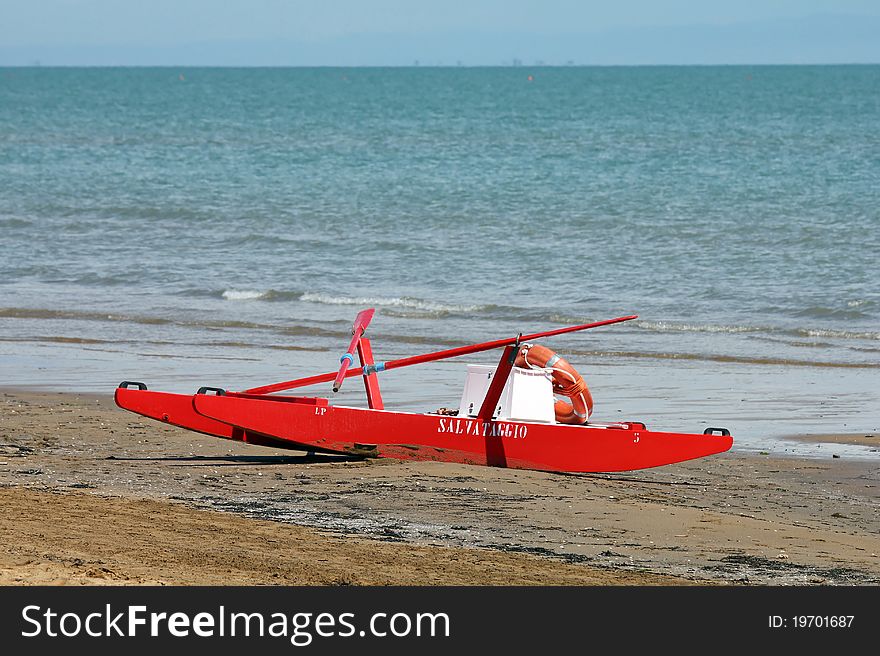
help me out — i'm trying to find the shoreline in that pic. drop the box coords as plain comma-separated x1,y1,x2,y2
3,384,877,455
782,433,879,448
1,389,878,585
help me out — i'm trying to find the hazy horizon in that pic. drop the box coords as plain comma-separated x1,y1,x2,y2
1,1,879,66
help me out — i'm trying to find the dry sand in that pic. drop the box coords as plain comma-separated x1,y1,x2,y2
1,390,878,585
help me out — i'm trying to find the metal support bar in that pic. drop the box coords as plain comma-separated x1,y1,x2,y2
357,337,384,410
477,344,516,422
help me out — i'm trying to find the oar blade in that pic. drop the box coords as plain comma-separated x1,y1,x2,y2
352,308,375,334
332,308,376,392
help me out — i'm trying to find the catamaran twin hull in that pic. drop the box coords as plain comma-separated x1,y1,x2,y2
114,310,732,473
115,385,731,473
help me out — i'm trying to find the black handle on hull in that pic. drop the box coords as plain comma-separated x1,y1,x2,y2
118,381,148,390
196,387,226,396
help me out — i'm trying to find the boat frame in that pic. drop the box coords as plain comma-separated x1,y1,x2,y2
115,311,733,473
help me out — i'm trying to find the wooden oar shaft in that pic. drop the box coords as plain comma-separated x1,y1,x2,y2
244,314,637,395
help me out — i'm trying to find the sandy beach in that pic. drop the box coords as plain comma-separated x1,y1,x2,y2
1,389,877,585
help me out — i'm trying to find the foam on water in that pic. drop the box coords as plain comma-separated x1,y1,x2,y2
221,289,270,301
634,320,760,335
299,292,484,315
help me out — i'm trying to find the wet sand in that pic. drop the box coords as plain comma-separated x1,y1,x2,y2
1,390,878,585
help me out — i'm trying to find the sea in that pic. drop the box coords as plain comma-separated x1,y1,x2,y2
1,66,878,456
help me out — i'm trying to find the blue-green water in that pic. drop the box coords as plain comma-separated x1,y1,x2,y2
1,66,878,451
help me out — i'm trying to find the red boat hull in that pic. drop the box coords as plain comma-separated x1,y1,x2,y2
114,387,321,451
117,388,731,472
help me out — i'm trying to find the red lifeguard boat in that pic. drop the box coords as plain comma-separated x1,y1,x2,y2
115,310,732,473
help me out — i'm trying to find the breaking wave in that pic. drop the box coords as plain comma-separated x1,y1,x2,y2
634,320,879,341
795,328,880,341
634,320,760,335
221,289,271,301
219,289,301,302
214,289,484,316
299,292,485,315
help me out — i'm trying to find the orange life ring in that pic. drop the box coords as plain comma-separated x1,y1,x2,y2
514,343,593,425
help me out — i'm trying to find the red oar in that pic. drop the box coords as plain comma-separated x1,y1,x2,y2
245,314,637,396
332,308,375,393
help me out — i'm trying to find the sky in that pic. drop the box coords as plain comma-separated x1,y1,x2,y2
1,0,879,65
